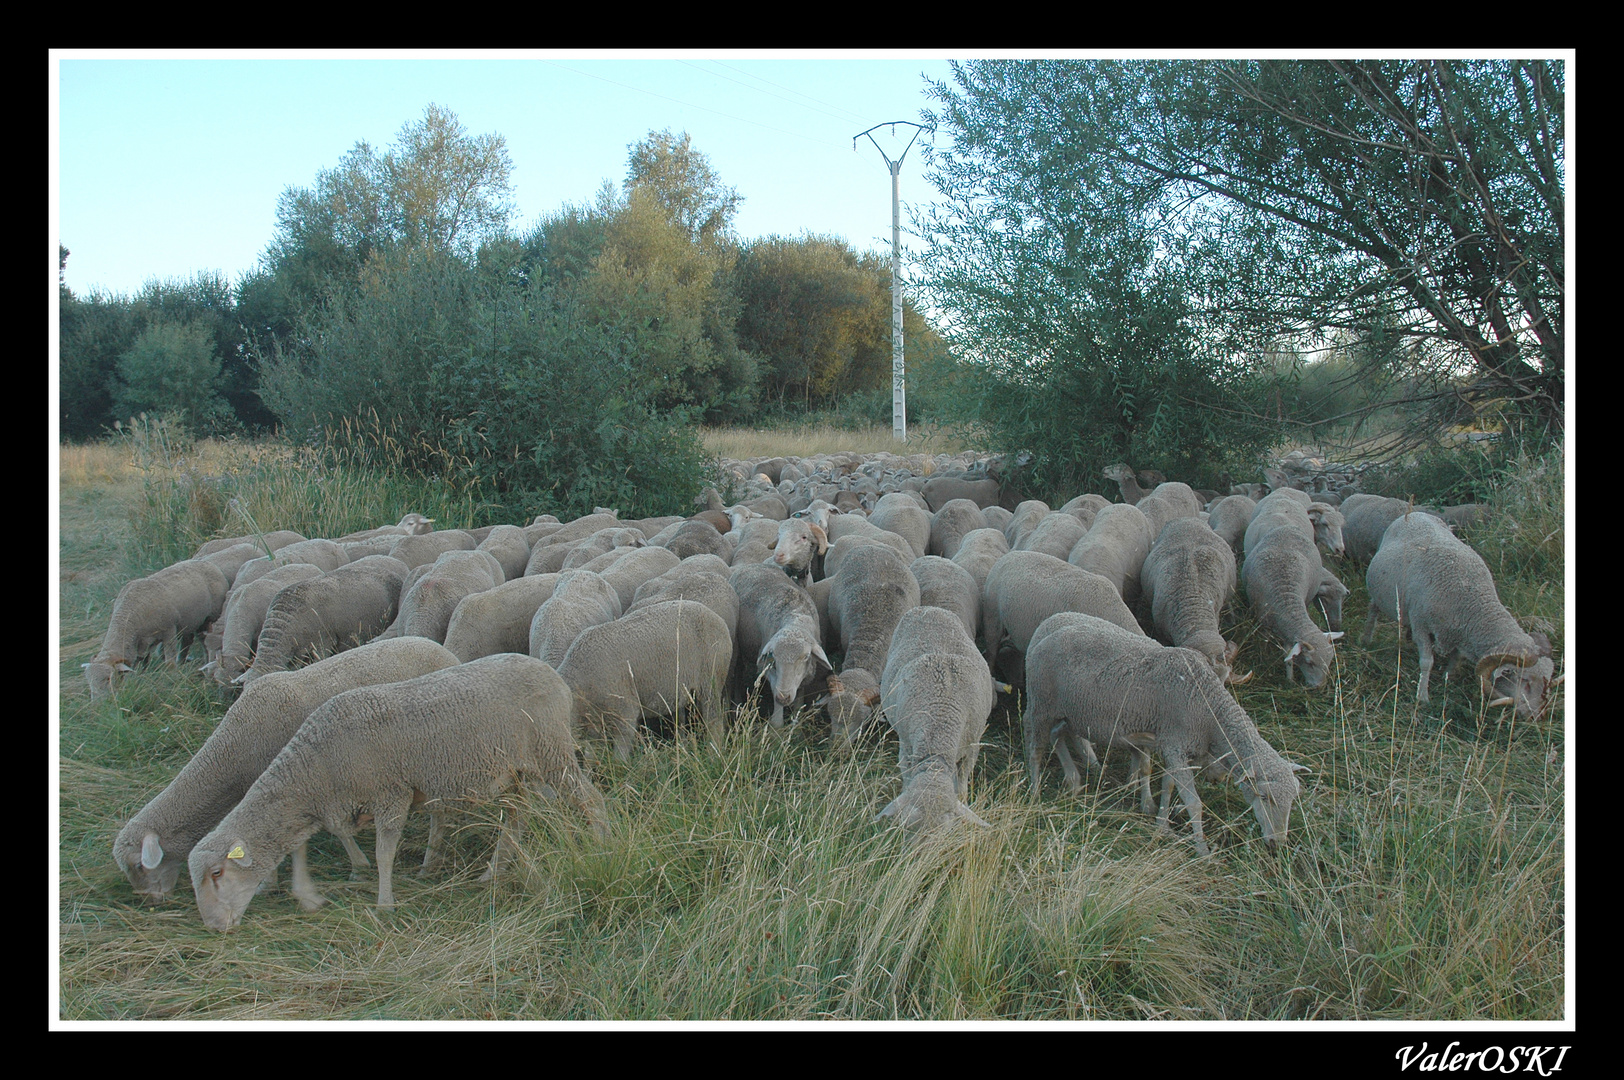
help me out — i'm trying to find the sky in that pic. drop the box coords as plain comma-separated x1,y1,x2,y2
52,52,967,299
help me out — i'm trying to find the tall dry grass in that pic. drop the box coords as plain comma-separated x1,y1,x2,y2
702,423,971,463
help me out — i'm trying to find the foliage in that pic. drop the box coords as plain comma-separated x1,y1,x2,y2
921,60,1564,457
625,128,742,245
59,287,140,441
110,320,234,438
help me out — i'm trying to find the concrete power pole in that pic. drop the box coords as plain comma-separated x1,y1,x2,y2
854,122,924,444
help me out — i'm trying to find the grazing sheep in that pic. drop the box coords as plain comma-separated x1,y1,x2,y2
196,543,272,589
1002,500,1052,549
1139,517,1246,685
1015,511,1090,561
388,530,479,572
189,654,609,930
528,569,623,669
949,527,1011,597
335,513,435,544
1023,613,1307,856
874,606,996,836
210,562,326,685
981,550,1145,684
625,567,739,640
768,517,829,586
1241,526,1346,689
236,555,409,684
193,531,306,560
558,599,735,760
595,545,683,612
868,493,932,560
1205,495,1257,554
85,559,231,700
820,531,916,582
558,528,649,572
1362,512,1554,716
920,475,1003,512
1307,503,1347,558
927,498,987,560
729,562,830,728
115,637,461,901
909,555,981,644
475,524,532,582
822,544,921,746
443,574,562,662
1067,502,1154,603
1055,493,1111,532
388,549,505,643
1340,494,1443,563
651,518,733,562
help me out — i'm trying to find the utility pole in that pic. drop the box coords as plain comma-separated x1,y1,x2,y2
854,122,924,444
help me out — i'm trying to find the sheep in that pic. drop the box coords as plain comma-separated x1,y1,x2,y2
1241,526,1346,689
335,513,435,544
821,544,922,745
1023,613,1307,857
867,492,932,560
557,599,735,760
650,518,733,562
909,555,981,644
1138,517,1246,685
379,530,476,573
1014,511,1090,562
920,474,1003,512
193,531,305,560
557,528,649,572
115,637,461,902
596,545,683,612
230,538,352,591
1242,491,1317,557
1205,494,1257,554
85,559,231,700
1341,495,1444,563
949,527,1011,597
1002,499,1052,549
475,524,532,582
1067,502,1154,603
1102,463,1152,504
189,654,610,930
528,569,624,669
196,542,272,589
820,531,916,582
236,555,410,684
980,550,1145,684
1055,493,1111,532
874,606,996,835
729,562,831,728
442,573,562,662
210,562,325,685
1361,511,1554,716
388,549,505,643
625,567,739,640
767,517,829,586
926,498,987,560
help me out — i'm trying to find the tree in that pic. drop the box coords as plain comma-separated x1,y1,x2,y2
920,60,1564,452
111,320,233,435
625,129,742,245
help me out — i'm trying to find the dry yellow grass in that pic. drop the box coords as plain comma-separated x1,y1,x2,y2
701,423,973,463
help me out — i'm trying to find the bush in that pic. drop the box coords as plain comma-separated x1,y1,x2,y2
111,320,235,438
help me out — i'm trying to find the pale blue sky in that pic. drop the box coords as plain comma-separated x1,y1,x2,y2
52,52,964,299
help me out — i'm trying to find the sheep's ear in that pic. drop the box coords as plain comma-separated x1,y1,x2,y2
225,840,252,868
115,661,134,673
755,641,776,668
1284,641,1303,662
811,641,832,671
1286,761,1311,774
1487,695,1515,708
825,676,845,695
810,524,829,554
231,671,251,685
140,832,164,871
993,679,1014,695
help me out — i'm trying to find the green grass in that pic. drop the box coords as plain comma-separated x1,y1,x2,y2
56,435,1567,1022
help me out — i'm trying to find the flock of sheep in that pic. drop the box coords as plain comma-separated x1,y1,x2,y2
87,447,1559,930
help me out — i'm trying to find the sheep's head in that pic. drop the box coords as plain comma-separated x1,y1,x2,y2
1480,634,1557,719
756,630,832,727
83,659,130,701
874,760,990,837
1233,757,1309,851
113,825,183,902
1308,504,1347,557
822,671,882,749
189,836,272,931
1283,633,1341,689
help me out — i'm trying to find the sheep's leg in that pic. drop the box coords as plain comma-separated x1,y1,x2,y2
1415,635,1436,703
1360,601,1382,646
1023,709,1054,792
1164,755,1209,857
1131,747,1157,817
339,832,371,882
289,841,328,911
417,813,445,878
610,710,641,762
372,801,410,909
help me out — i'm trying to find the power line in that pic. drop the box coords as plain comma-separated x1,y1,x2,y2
702,59,872,127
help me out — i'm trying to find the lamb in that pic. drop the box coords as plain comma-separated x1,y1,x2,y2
189,654,610,930
1023,613,1308,856
1139,517,1247,685
236,555,410,684
729,562,831,728
926,498,987,560
209,561,325,685
981,550,1145,683
1241,526,1347,689
821,544,921,746
557,599,735,760
874,606,996,835
85,559,231,700
1067,502,1154,603
528,569,624,669
1361,511,1554,716
767,517,829,586
115,637,461,901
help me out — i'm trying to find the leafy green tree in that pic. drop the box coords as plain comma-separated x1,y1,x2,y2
111,320,233,436
921,60,1564,453
59,287,138,440
626,129,742,245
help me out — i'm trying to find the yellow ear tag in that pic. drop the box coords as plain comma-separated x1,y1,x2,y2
227,845,245,860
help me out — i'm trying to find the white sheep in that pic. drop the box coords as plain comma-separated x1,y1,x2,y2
85,559,231,700
1068,502,1154,603
210,561,325,685
230,538,352,591
949,527,1011,597
874,606,996,835
1361,511,1554,716
1023,613,1308,856
386,529,479,573
728,562,830,728
235,555,409,684
1139,517,1247,685
115,637,461,901
926,498,987,560
442,573,562,662
909,555,981,644
189,653,610,930
557,599,735,760
1241,525,1347,689
388,548,505,643
767,517,829,586
981,549,1146,683
821,544,921,746
625,567,739,639
474,524,532,582
1013,511,1090,561
867,492,932,560
193,530,306,560
528,569,623,669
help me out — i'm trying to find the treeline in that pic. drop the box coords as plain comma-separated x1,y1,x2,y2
58,111,952,515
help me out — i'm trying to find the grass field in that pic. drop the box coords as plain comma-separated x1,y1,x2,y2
55,430,1568,1024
